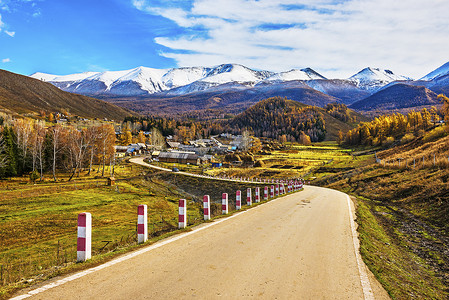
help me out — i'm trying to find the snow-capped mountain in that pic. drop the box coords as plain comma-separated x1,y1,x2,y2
265,68,326,82
30,62,449,111
348,67,411,92
420,61,449,81
31,64,277,96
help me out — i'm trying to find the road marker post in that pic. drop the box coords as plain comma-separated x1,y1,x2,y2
255,187,260,203
137,205,148,244
77,212,92,262
236,190,242,210
264,186,268,200
247,188,252,206
275,184,279,196
270,185,274,198
179,199,187,229
203,195,210,220
222,193,228,214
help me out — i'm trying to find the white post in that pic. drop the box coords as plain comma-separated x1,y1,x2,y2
178,199,187,228
77,212,92,262
270,185,274,198
222,193,228,214
236,190,242,210
137,205,148,244
247,188,252,206
264,186,268,200
255,187,260,203
275,184,279,196
203,195,210,220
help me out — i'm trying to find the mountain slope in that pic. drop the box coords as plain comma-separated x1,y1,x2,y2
108,81,340,115
0,69,134,120
349,83,440,111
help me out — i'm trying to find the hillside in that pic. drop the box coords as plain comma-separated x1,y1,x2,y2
107,82,339,116
224,97,363,142
0,69,134,120
349,83,440,111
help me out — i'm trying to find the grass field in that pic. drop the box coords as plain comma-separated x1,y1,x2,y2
0,160,278,299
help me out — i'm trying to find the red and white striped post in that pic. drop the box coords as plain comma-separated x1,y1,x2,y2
264,186,268,200
270,185,274,198
275,184,279,196
222,193,228,214
255,187,260,203
137,205,148,244
77,212,92,262
179,199,187,228
236,190,242,210
279,184,284,195
203,195,211,220
247,188,252,206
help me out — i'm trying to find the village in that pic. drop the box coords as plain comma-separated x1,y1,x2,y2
114,133,251,167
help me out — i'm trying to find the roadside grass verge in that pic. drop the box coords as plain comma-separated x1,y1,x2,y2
356,197,447,299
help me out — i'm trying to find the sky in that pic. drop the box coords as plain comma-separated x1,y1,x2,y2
0,0,449,79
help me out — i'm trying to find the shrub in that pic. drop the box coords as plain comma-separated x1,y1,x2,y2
423,126,448,143
401,133,415,144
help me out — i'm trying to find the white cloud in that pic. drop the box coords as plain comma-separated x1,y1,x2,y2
133,0,449,79
5,30,14,36
2,58,11,63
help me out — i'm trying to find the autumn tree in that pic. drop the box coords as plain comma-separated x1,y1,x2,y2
299,131,311,145
137,131,146,143
438,94,449,122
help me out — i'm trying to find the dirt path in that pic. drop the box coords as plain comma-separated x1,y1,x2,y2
13,186,389,299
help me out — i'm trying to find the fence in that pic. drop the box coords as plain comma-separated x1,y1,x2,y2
377,153,449,169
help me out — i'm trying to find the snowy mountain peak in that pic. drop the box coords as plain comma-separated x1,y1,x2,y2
349,67,411,91
421,61,449,81
266,68,326,82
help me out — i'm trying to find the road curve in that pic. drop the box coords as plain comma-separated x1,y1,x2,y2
129,156,274,184
13,186,389,299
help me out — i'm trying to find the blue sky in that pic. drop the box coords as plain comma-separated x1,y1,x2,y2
1,0,449,79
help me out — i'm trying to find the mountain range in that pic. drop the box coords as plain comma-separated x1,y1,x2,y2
30,62,449,114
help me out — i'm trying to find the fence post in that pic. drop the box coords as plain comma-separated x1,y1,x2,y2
222,193,228,214
236,190,242,210
77,212,92,262
247,188,252,206
275,184,279,196
178,199,187,228
264,186,268,200
203,195,210,220
137,205,148,244
270,185,274,198
255,187,260,203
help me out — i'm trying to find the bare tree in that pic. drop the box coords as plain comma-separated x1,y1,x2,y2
50,124,66,181
0,134,8,169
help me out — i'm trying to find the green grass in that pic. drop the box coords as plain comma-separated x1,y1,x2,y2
356,198,447,299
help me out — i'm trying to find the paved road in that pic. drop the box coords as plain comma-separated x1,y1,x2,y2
13,186,389,299
129,156,279,184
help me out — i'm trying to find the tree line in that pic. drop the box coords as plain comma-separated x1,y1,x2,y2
341,95,448,146
0,114,116,180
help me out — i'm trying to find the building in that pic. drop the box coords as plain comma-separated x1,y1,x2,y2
158,152,199,165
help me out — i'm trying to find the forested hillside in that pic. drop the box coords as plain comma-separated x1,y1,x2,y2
228,97,326,142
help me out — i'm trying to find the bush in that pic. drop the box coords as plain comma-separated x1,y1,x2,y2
384,136,395,146
401,133,415,144
423,126,448,142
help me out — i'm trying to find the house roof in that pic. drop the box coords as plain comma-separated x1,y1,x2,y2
159,152,198,160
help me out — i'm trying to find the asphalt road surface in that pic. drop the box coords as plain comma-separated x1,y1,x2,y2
13,186,389,299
